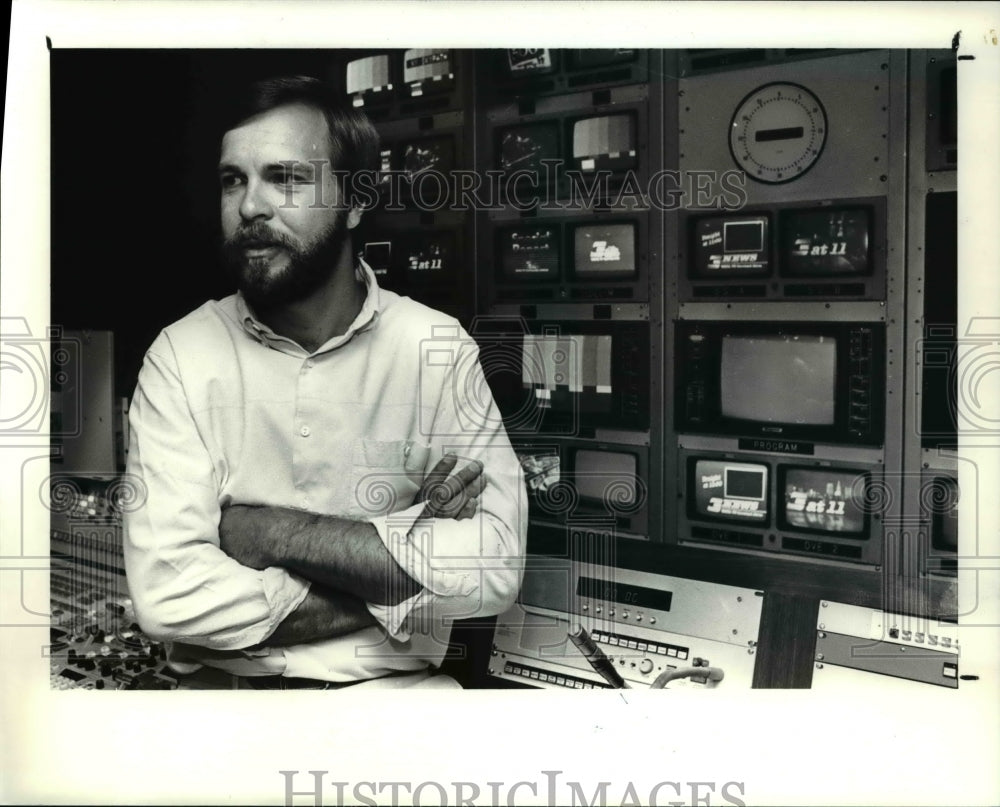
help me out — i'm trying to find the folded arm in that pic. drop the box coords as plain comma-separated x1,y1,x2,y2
218,455,485,605
258,585,377,647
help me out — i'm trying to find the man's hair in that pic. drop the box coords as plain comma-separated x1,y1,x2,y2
221,75,380,178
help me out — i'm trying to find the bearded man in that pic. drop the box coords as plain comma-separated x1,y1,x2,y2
123,75,526,690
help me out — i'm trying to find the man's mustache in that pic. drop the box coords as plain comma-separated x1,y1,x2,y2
226,225,294,250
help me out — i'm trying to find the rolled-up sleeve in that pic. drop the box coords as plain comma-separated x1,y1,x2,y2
367,331,527,637
123,336,310,650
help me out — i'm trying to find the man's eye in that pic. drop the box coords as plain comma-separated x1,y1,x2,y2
219,174,244,189
273,172,310,185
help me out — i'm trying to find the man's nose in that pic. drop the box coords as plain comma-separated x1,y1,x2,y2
238,179,273,221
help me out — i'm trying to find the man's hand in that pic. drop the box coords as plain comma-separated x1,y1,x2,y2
416,454,486,521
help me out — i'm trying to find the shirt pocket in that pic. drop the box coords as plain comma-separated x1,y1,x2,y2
348,438,430,518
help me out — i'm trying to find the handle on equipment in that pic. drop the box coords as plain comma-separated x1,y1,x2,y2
568,623,629,689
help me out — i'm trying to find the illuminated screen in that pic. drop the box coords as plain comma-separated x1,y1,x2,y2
781,207,872,277
346,55,392,98
363,241,392,278
522,334,613,414
402,137,454,178
501,227,560,281
781,468,867,536
498,123,560,175
507,49,556,75
403,49,452,87
691,215,770,277
571,114,636,171
403,232,453,283
572,223,637,278
570,49,636,69
692,459,769,523
574,449,637,506
516,449,560,494
720,334,836,425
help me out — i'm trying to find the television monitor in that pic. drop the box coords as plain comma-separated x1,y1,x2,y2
938,66,957,146
569,49,636,70
480,320,649,433
930,476,959,552
403,49,454,97
778,467,869,537
507,48,557,76
690,214,770,278
401,136,455,179
690,458,769,524
363,240,392,279
572,448,637,508
720,334,836,426
569,113,637,172
497,122,561,177
517,448,560,494
345,55,392,106
572,222,637,279
675,321,884,446
402,231,454,284
780,207,872,277
378,146,393,185
500,226,561,281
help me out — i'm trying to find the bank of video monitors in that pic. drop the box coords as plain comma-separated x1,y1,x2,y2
516,441,648,534
680,200,885,301
490,214,645,303
489,49,647,99
679,451,883,566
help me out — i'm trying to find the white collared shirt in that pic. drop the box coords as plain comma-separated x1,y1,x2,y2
123,263,526,681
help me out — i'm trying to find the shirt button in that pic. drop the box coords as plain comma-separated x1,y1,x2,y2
300,425,311,437
304,360,314,370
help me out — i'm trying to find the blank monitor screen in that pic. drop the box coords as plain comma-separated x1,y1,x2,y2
720,334,836,425
346,55,391,98
574,449,637,506
782,467,867,536
572,223,637,279
932,477,959,551
781,207,872,277
691,214,770,277
498,122,560,175
692,459,769,523
571,114,636,170
501,227,560,281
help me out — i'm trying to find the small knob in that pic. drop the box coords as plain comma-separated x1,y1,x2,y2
639,659,654,675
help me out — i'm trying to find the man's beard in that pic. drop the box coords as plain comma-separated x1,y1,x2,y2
220,211,351,314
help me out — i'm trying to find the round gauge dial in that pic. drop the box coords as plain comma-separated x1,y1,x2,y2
729,82,827,184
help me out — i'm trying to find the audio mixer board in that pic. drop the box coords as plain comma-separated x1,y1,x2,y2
49,474,179,690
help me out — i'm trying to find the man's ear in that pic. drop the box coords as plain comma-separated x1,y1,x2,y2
346,205,364,230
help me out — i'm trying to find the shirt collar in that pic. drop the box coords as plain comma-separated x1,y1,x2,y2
236,259,383,354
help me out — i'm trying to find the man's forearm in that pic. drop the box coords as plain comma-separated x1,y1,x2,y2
219,505,420,605
258,584,378,647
